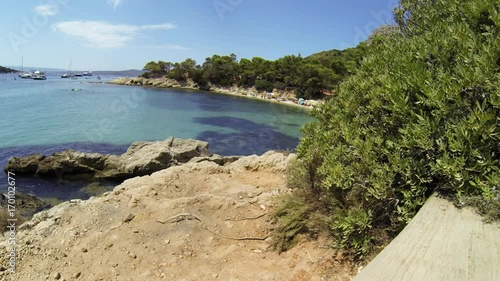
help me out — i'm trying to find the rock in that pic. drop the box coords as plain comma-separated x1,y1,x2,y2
123,213,135,223
53,272,61,279
4,154,45,173
0,192,46,217
5,137,211,181
36,150,105,177
81,248,88,253
73,272,81,279
229,151,295,172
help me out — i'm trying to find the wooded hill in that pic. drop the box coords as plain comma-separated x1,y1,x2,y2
141,43,369,99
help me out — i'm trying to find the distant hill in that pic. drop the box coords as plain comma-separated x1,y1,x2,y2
5,66,65,72
4,66,145,77
0,65,17,73
95,69,146,77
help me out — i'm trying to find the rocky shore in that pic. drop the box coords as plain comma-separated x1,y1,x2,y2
0,138,355,280
4,138,238,181
109,77,321,109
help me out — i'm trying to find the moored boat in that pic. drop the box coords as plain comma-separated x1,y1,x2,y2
18,56,32,78
61,59,75,78
32,70,47,80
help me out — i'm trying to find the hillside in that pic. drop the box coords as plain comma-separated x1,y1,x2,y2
0,65,16,73
139,42,369,100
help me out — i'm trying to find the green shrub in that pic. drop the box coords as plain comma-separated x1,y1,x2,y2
271,195,311,253
297,0,500,258
271,158,330,253
331,208,373,259
254,79,273,92
273,81,287,90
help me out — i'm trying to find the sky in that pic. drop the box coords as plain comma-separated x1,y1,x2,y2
0,0,398,71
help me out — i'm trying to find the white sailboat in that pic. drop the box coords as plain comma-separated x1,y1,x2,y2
18,56,32,79
61,59,75,78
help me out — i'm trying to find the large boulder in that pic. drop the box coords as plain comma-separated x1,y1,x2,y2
120,137,210,176
4,138,210,180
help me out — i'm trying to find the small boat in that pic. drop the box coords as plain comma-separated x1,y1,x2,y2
74,73,83,77
82,71,92,76
61,73,75,78
20,72,33,79
61,59,76,78
32,70,47,80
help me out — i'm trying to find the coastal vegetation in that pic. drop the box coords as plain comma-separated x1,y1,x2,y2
141,44,368,99
0,65,16,73
276,0,500,260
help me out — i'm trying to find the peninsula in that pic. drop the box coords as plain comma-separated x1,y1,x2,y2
0,65,16,73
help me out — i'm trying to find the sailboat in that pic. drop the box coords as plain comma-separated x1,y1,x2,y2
18,56,32,79
61,59,75,78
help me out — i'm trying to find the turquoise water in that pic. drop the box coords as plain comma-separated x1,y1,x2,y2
0,72,313,201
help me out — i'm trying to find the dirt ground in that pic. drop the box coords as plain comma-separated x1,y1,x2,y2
1,153,358,281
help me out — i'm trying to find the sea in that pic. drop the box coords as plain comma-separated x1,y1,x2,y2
0,72,313,205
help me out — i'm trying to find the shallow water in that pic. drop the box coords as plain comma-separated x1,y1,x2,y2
0,73,313,201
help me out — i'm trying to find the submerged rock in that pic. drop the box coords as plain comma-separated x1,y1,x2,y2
4,137,211,180
0,192,47,217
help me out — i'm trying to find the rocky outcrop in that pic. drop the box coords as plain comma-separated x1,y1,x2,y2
0,151,343,281
109,77,201,90
4,138,214,180
5,154,46,173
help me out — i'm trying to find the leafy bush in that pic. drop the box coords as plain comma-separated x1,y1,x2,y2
273,81,287,90
331,208,373,259
254,79,273,92
296,0,500,258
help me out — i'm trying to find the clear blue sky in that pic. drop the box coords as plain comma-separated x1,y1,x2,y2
0,0,398,71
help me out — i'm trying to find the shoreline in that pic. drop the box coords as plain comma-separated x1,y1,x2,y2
209,87,314,110
108,77,320,111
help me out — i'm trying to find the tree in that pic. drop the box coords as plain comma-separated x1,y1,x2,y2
202,54,240,86
142,60,174,78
